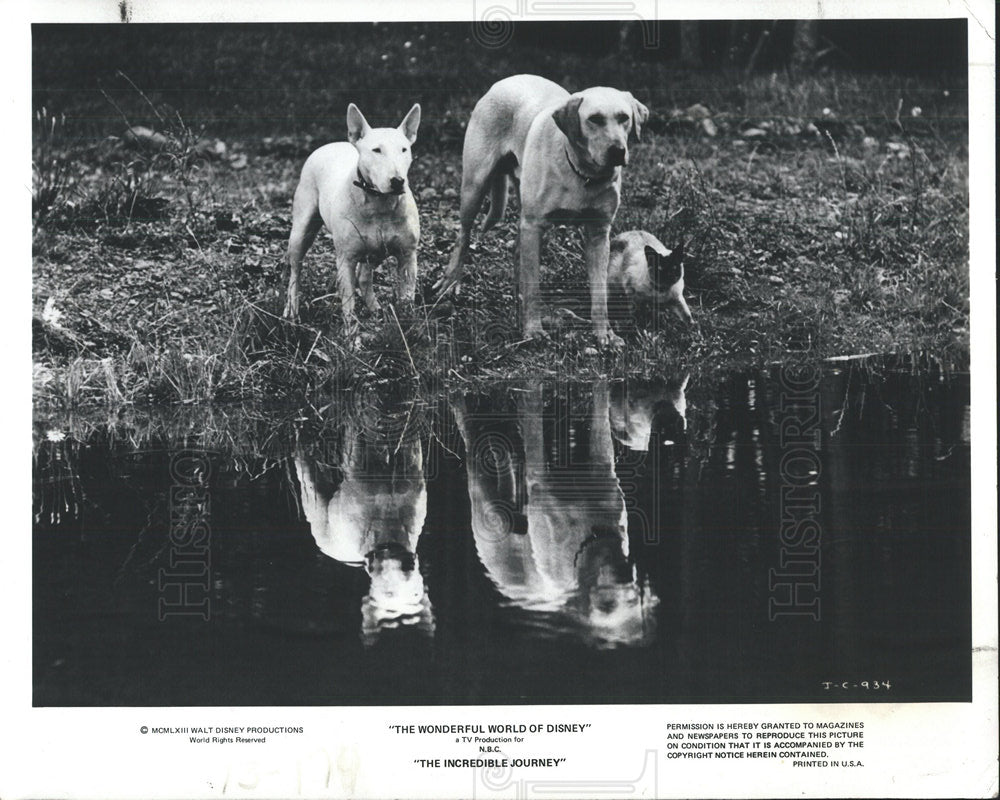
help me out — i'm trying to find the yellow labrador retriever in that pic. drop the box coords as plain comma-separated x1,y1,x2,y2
436,75,649,347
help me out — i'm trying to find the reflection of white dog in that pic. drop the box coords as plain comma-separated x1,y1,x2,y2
453,382,658,647
294,426,433,646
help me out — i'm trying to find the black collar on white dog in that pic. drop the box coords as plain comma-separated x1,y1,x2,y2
564,148,617,187
354,168,386,196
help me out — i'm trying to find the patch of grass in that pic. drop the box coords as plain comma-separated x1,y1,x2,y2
32,108,72,224
32,30,969,412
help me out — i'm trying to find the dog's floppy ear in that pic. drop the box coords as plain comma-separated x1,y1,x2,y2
552,96,584,147
626,92,650,142
398,103,421,144
346,104,372,144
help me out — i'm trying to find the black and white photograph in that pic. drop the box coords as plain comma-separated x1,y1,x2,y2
10,1,997,798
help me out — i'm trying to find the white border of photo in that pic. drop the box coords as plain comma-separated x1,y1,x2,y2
5,2,996,798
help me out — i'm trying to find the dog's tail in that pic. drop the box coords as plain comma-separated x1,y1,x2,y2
481,172,509,232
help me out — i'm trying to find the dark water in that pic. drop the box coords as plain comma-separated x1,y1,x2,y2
33,358,971,706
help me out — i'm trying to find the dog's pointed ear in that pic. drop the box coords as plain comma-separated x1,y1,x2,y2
626,92,650,142
347,104,372,145
552,96,584,147
398,103,421,144
643,245,660,269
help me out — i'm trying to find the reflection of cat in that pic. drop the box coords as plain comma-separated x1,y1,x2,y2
453,381,660,647
293,417,433,646
609,376,689,452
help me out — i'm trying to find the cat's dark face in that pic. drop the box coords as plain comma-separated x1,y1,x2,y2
644,243,693,324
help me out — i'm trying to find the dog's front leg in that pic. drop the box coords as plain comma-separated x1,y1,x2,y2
519,219,546,339
336,252,360,335
358,259,380,314
283,253,301,321
283,208,323,321
394,246,418,308
584,224,624,348
436,228,468,296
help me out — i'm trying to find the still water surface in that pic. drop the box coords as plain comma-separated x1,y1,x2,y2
33,358,970,706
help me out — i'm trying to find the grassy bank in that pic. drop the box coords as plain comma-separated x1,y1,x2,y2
32,25,969,412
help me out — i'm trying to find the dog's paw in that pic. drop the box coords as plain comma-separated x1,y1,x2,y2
282,294,302,322
341,318,361,346
597,330,625,350
432,270,463,297
523,323,550,343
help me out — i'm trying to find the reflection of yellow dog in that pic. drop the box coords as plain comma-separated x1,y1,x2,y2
438,75,649,347
293,418,433,645
452,381,659,647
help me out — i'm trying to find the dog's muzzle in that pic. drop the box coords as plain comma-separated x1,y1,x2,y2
607,145,627,167
355,169,406,197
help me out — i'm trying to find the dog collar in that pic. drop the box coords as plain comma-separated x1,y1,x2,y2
365,542,416,570
353,168,385,196
564,148,617,187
